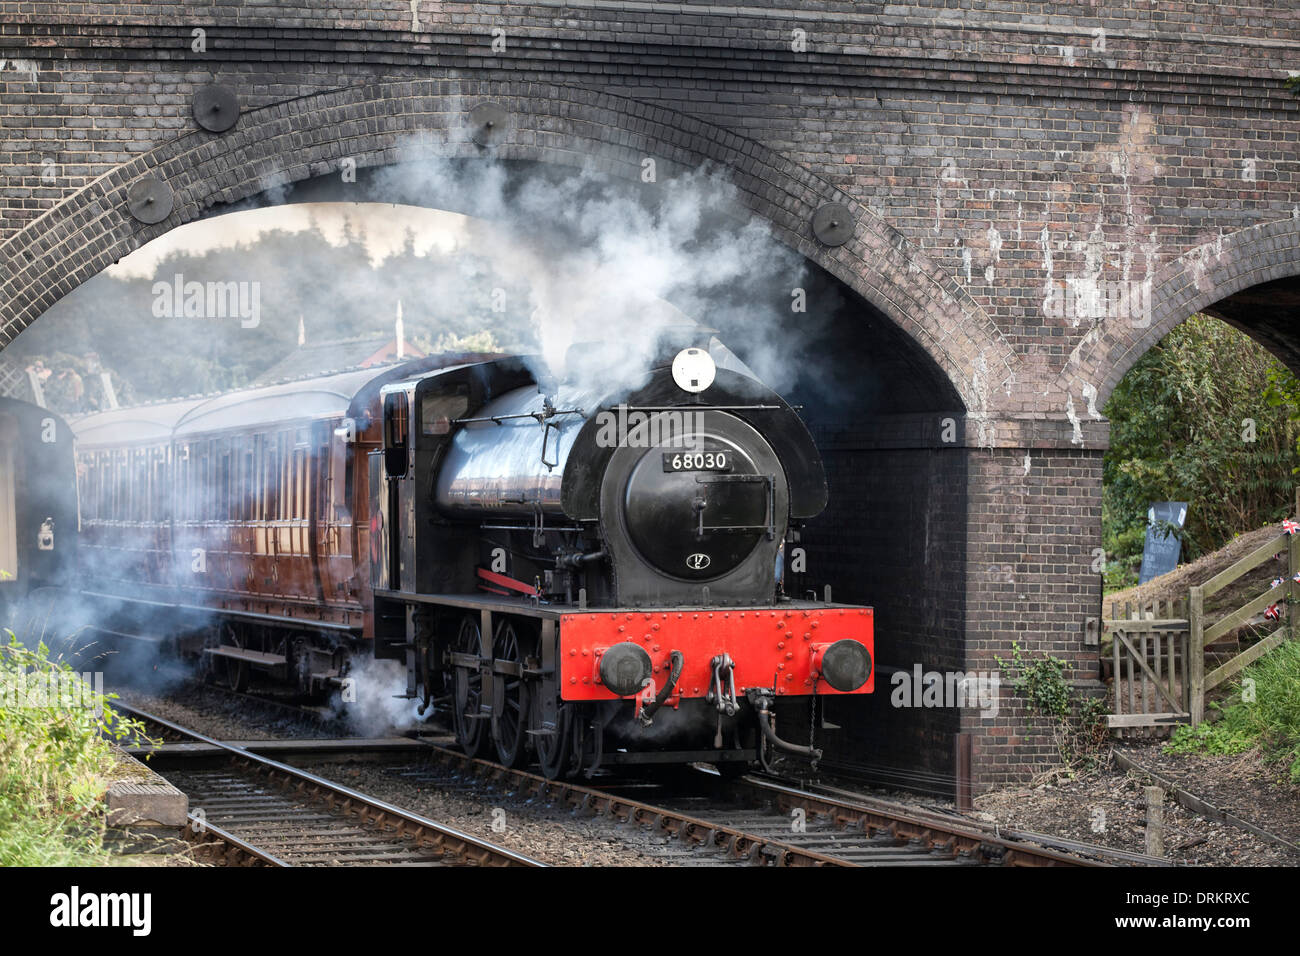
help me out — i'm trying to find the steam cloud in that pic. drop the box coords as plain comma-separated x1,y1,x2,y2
332,656,426,737
364,156,814,401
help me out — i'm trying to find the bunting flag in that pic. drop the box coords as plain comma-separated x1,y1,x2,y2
1283,519,1299,535
1265,603,1282,622
1271,577,1284,589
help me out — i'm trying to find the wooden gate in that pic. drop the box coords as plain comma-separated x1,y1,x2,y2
1103,510,1300,735
1104,598,1190,734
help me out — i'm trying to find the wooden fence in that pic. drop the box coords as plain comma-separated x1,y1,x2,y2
1103,512,1300,734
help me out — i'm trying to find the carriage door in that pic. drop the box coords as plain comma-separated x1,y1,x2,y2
372,388,411,591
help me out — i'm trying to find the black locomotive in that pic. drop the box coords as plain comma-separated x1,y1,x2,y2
371,342,874,776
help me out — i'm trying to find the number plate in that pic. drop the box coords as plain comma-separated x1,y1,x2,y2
662,451,732,473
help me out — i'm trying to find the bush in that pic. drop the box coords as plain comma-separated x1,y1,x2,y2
0,634,146,865
1165,638,1300,780
997,642,1109,775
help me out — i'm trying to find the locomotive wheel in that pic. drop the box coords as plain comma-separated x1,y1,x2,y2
534,699,572,780
452,617,488,758
712,761,751,780
490,618,532,768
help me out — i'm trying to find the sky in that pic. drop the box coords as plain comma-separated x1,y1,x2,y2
105,202,472,279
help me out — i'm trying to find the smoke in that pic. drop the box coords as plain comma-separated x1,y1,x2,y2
6,583,194,699
19,153,835,412
365,157,814,402
332,655,425,737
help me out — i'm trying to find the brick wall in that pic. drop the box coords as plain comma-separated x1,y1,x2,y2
3,1,1300,787
960,445,1106,786
803,434,968,793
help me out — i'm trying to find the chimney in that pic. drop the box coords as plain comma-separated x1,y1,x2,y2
395,300,405,360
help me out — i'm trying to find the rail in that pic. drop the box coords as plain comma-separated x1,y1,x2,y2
112,701,545,867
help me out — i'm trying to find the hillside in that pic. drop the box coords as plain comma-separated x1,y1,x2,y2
1106,521,1295,655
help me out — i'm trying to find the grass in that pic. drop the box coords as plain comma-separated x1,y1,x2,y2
1165,638,1300,780
0,631,147,865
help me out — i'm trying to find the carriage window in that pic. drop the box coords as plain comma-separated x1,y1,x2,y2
80,455,94,521
151,449,159,520
131,450,140,522
217,444,231,521
285,434,294,520
240,448,254,520
293,446,306,520
128,449,138,521
113,450,127,520
280,432,291,520
294,429,309,521
181,444,193,521
140,448,150,522
329,423,349,518
169,449,179,521
384,392,409,477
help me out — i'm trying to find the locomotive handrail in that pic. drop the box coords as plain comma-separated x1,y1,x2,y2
452,407,586,426
623,404,782,412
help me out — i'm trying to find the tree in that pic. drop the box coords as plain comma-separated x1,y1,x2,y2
1103,314,1299,572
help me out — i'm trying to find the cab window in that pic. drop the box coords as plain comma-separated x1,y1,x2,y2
384,392,409,477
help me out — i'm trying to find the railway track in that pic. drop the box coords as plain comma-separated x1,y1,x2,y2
723,774,1173,867
366,741,1112,867
110,675,348,738
115,688,1145,867
113,702,544,868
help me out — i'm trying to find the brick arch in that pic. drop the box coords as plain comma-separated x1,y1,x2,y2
0,79,1015,412
1059,217,1300,410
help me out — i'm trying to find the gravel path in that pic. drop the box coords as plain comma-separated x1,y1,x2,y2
1117,742,1300,848
112,683,343,741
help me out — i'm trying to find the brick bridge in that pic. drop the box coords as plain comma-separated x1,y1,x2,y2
3,2,1299,790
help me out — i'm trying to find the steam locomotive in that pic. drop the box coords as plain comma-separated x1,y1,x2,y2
70,343,874,777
